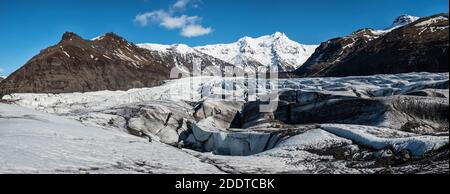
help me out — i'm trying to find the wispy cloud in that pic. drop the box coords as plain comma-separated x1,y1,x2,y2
0,67,4,74
135,10,199,29
181,24,213,37
172,0,191,10
134,0,212,38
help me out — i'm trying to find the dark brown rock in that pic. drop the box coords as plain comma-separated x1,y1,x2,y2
296,13,449,77
0,32,232,95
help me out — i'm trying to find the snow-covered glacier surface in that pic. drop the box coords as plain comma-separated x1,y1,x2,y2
1,72,449,174
4,72,447,113
0,103,222,174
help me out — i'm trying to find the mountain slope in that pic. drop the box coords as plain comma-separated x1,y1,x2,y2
195,32,319,72
0,32,233,95
295,14,449,77
137,43,234,74
0,32,168,95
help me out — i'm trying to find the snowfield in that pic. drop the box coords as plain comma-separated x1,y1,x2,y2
1,72,449,174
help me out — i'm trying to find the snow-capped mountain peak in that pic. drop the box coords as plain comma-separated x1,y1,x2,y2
136,32,318,72
386,14,420,30
272,31,288,39
369,14,420,36
195,32,319,71
238,32,289,45
169,44,194,54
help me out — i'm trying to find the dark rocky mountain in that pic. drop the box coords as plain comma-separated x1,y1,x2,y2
0,32,233,95
295,13,449,77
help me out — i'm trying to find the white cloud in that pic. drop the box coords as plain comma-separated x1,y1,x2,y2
161,15,199,29
181,24,213,37
134,11,161,26
0,67,4,73
172,0,191,10
134,10,170,27
135,0,212,38
134,10,200,29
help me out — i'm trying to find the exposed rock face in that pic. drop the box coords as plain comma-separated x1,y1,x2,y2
0,32,234,96
296,13,449,77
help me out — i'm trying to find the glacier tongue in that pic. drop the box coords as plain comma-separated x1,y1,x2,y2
1,72,448,173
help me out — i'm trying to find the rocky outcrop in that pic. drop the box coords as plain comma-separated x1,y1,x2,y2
296,13,449,77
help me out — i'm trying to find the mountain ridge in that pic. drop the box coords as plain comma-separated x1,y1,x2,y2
0,32,234,95
194,32,318,72
137,32,319,72
295,13,449,77
1,14,448,95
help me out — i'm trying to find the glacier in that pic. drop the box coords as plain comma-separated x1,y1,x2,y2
1,72,448,174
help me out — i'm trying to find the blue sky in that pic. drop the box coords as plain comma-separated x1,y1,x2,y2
0,0,448,76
